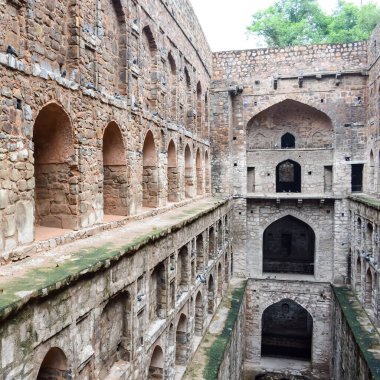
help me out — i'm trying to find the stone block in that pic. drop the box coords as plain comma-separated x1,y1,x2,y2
0,190,9,209
16,201,34,245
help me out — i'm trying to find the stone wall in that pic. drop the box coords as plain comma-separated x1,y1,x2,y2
0,200,232,380
0,0,213,260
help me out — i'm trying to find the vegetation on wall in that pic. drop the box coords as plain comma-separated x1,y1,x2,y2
247,0,380,47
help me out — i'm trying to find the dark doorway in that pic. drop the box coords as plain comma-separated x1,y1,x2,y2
276,160,301,192
351,164,363,192
261,299,313,360
263,216,315,274
281,133,295,148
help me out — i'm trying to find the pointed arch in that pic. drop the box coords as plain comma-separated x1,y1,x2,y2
103,122,128,216
263,215,315,275
281,133,295,148
196,233,204,273
217,262,223,298
204,91,209,139
261,299,313,360
276,159,301,193
369,150,375,192
365,269,373,309
142,130,158,208
355,255,361,294
33,102,78,230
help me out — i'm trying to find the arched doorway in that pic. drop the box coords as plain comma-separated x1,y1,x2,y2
276,160,301,192
184,144,193,198
261,299,313,360
148,345,164,380
369,150,375,192
196,82,202,136
33,103,78,230
167,140,179,202
142,130,158,208
37,347,70,380
175,314,189,365
263,216,315,275
196,234,204,273
217,263,223,299
208,226,215,259
355,256,361,294
102,122,128,216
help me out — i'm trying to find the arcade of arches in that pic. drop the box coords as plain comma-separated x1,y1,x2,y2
2,0,380,379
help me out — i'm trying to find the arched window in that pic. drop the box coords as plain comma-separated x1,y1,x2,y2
263,216,315,275
281,133,295,148
365,269,373,309
261,300,313,360
276,159,301,192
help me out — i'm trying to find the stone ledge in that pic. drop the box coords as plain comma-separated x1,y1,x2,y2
333,286,380,379
349,194,380,211
0,197,229,322
183,279,247,380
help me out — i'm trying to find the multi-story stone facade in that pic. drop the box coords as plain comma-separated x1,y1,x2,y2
1,0,380,379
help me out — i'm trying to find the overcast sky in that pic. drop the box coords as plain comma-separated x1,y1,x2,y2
189,0,380,51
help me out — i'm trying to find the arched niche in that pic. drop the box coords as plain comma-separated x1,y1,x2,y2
148,345,164,380
196,234,204,273
195,291,203,336
246,99,332,150
167,140,179,202
149,262,166,321
196,148,203,195
276,159,301,193
175,314,189,365
263,215,315,275
142,130,158,208
208,274,215,314
261,299,313,360
37,347,70,380
102,122,128,216
184,144,193,198
184,67,193,129
205,150,211,193
168,52,177,120
33,103,78,230
196,81,202,136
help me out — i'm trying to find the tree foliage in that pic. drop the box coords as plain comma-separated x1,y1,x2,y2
247,0,380,47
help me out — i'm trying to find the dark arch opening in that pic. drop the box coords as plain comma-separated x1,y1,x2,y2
37,347,70,380
263,216,315,275
281,133,295,148
261,299,313,360
276,159,301,193
195,291,203,336
148,345,164,380
176,314,189,365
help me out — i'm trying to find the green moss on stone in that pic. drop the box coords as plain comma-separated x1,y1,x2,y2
333,286,380,379
202,282,247,380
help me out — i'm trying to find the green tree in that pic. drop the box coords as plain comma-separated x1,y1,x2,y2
247,0,380,47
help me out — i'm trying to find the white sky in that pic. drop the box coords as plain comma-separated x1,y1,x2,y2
189,0,380,51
